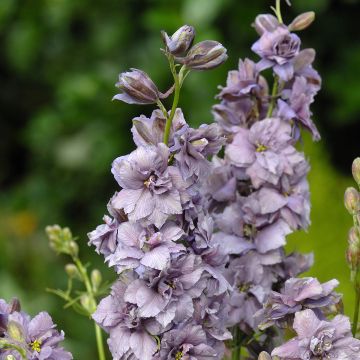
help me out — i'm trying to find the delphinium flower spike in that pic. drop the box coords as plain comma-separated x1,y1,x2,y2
89,25,229,360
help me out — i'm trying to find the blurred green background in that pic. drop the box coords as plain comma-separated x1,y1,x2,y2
1,0,360,357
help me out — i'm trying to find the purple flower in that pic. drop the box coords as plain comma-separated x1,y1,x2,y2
272,309,360,359
155,323,221,360
93,280,158,360
278,76,321,141
257,277,341,330
111,144,190,228
131,108,188,148
225,117,302,188
172,123,225,180
252,26,301,81
2,309,72,360
106,221,185,272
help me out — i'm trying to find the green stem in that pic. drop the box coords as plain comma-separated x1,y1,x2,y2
231,327,241,360
276,0,283,24
74,258,106,360
95,323,106,360
266,76,279,118
353,280,360,336
0,340,28,359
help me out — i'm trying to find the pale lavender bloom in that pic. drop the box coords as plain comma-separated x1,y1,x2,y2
225,117,303,188
111,144,190,228
172,123,225,180
278,76,321,141
224,250,282,331
257,277,341,330
280,252,314,279
93,280,157,360
155,323,221,360
217,59,265,100
272,309,360,359
106,221,185,272
131,108,188,148
243,181,310,231
2,310,72,360
252,26,301,81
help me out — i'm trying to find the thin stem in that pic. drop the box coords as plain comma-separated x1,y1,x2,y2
231,327,241,360
353,280,360,336
266,75,279,118
74,257,106,360
95,323,106,360
276,0,283,24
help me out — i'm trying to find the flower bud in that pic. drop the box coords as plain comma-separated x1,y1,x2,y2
348,227,360,246
344,187,360,214
253,14,279,35
352,157,360,185
9,298,21,313
80,294,96,314
258,352,272,360
113,69,159,105
91,269,102,291
289,12,315,32
178,40,227,70
347,243,360,270
161,25,195,56
68,241,79,258
65,264,81,280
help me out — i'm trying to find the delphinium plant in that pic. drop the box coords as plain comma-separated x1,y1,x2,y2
2,1,360,360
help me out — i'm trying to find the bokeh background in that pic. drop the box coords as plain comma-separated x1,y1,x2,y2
1,0,360,357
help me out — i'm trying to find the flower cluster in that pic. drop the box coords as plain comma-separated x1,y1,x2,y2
89,27,230,360
0,298,72,360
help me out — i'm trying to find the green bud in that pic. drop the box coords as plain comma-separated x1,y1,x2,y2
258,352,273,360
91,269,102,291
352,157,360,185
46,224,77,256
288,12,315,32
68,241,79,257
347,243,360,271
80,294,96,314
65,264,81,280
344,187,359,214
7,321,24,342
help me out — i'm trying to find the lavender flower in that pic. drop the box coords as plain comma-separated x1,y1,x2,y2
252,26,301,81
225,117,303,188
257,277,341,330
272,309,360,359
0,300,72,360
111,144,189,228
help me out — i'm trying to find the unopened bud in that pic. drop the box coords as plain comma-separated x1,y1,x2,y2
347,243,360,271
113,69,160,105
349,227,360,246
253,14,279,35
288,12,315,32
178,40,227,70
68,241,79,257
344,187,360,214
161,25,195,56
9,298,21,313
91,269,102,291
80,294,96,314
352,157,360,185
258,352,272,360
65,264,81,280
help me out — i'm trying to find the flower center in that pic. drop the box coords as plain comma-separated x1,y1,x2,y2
310,334,332,356
256,143,267,152
175,350,183,360
144,174,157,188
30,339,42,353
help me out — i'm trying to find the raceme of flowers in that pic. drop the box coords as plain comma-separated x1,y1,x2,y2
2,2,360,360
